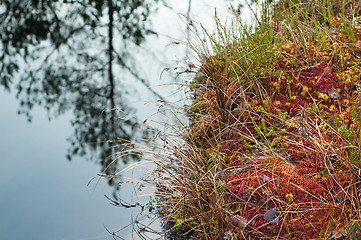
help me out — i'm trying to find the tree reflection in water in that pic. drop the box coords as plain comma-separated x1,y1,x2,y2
0,0,162,185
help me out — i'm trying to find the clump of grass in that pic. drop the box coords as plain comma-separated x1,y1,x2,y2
156,139,232,238
154,0,361,239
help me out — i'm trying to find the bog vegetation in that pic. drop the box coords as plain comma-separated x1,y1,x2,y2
155,0,361,239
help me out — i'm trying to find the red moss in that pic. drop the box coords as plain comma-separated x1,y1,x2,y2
190,7,361,238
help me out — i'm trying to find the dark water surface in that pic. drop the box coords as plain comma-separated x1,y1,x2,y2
0,1,247,239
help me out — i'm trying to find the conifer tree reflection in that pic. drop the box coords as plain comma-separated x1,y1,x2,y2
0,0,160,182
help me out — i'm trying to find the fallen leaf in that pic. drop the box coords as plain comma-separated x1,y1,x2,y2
327,88,340,99
331,229,347,239
324,66,332,73
264,207,279,224
231,215,247,228
328,27,339,35
336,193,343,202
327,115,338,127
263,175,270,182
223,230,236,240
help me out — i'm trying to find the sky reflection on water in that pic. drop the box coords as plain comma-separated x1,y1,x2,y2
0,1,252,239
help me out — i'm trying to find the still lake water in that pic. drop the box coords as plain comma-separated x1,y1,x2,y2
0,1,253,239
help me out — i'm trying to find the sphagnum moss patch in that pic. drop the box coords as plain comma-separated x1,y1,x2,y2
158,0,361,239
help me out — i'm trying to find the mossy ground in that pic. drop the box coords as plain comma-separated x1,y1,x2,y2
159,0,361,239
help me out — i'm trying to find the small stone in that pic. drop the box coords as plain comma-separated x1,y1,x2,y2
327,88,340,99
264,207,279,224
231,215,247,228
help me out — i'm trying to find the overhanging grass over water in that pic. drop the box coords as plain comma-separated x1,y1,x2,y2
156,0,361,239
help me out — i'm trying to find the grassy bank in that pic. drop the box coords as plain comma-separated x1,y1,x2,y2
157,0,361,239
